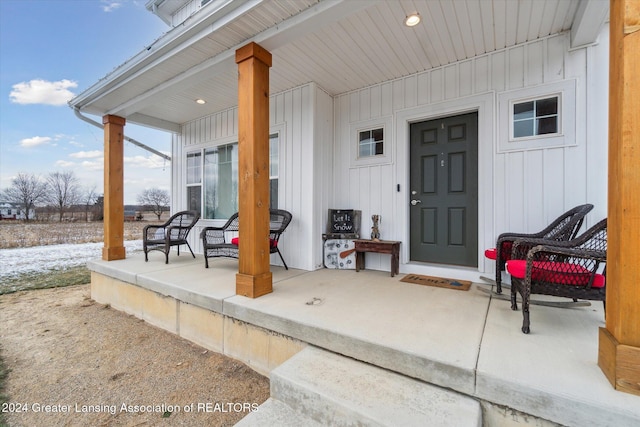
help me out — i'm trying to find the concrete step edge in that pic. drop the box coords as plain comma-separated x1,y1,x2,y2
234,398,324,427
270,346,482,427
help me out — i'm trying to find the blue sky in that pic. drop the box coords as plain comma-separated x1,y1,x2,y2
0,0,172,204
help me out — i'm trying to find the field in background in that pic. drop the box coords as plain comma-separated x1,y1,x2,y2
0,220,160,249
0,219,164,294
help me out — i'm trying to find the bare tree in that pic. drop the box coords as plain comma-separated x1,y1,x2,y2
81,185,99,222
1,172,48,221
46,171,81,222
137,188,170,220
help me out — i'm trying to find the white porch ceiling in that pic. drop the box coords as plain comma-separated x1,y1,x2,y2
71,0,608,132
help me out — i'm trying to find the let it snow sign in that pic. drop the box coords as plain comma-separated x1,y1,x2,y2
328,209,357,234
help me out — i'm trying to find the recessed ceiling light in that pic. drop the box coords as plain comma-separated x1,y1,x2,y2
196,99,206,104
404,13,421,27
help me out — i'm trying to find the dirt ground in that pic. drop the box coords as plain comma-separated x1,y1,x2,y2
0,285,270,427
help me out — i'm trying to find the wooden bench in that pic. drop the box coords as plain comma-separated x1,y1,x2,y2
354,239,401,277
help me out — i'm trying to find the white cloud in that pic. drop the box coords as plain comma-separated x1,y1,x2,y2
20,136,52,147
70,150,103,159
81,160,104,171
55,160,76,167
101,1,123,12
124,154,167,169
10,79,78,106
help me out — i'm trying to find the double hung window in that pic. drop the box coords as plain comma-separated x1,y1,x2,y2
186,133,279,219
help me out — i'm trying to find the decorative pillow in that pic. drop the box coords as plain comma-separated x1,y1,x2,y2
485,241,514,261
507,260,605,288
484,248,497,260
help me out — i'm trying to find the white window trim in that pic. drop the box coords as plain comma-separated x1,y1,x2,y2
350,116,393,167
498,79,576,152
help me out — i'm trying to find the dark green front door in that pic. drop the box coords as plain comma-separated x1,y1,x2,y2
409,112,478,266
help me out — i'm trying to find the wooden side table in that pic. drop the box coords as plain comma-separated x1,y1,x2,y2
354,239,401,277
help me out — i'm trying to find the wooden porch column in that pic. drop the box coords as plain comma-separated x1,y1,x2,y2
102,114,126,261
234,42,273,298
598,0,640,397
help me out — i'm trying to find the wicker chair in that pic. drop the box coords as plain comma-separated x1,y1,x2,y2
507,218,607,334
201,209,292,269
485,204,593,294
143,210,200,264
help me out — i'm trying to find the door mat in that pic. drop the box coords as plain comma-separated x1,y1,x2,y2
400,275,471,291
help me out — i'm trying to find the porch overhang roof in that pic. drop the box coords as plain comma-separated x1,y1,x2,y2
69,0,609,133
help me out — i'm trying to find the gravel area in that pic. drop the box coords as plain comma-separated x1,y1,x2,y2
0,285,270,427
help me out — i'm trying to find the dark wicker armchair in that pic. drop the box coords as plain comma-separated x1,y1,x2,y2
143,210,200,264
485,204,593,294
507,218,607,334
201,209,292,269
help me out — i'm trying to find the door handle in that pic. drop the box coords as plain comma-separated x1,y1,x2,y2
410,199,422,206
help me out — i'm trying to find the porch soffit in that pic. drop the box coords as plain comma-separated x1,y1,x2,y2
72,0,608,132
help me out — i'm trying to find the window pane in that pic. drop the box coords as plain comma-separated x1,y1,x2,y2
187,186,201,212
514,120,534,138
537,117,558,135
270,179,278,210
359,143,371,157
536,97,558,117
269,133,279,178
269,133,279,208
513,102,534,120
372,128,383,142
187,152,201,184
204,144,238,219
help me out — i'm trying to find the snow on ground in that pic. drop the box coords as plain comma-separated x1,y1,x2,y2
0,240,143,281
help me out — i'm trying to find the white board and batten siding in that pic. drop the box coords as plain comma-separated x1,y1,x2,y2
333,29,609,277
173,29,609,276
173,83,333,271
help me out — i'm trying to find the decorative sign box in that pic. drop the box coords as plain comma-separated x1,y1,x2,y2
323,239,356,269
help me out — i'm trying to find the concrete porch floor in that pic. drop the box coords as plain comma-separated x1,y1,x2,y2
87,252,640,427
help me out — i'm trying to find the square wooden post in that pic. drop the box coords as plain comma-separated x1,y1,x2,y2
598,0,640,397
235,42,273,298
102,114,126,261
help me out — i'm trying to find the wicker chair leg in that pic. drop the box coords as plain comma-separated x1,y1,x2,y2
522,308,531,334
510,285,518,311
522,289,531,334
185,242,196,258
276,249,288,270
495,263,503,294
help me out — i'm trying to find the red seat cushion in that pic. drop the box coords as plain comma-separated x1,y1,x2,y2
231,237,278,248
507,260,605,288
484,248,497,260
